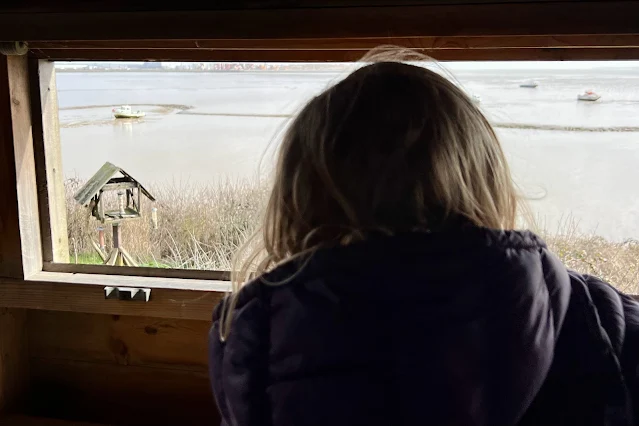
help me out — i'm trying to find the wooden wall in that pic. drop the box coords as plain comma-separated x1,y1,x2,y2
2,0,639,424
26,311,218,425
2,0,639,61
0,309,28,415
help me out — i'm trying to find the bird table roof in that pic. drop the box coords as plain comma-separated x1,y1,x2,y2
73,162,156,206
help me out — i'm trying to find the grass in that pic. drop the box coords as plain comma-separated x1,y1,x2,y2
65,178,638,293
65,177,266,271
542,228,639,294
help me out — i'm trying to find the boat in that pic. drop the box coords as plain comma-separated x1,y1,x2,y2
471,93,481,104
520,80,538,88
577,90,601,102
112,105,146,119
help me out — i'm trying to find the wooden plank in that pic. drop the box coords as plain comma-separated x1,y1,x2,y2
89,240,106,262
30,270,230,292
26,309,216,425
428,47,639,61
0,274,226,320
29,46,639,62
43,262,230,281
29,59,69,264
0,308,28,415
118,247,138,267
102,182,137,192
105,250,117,266
0,0,618,14
29,34,639,51
7,56,43,278
3,2,639,41
1,415,111,426
29,358,218,426
28,311,209,370
0,57,24,279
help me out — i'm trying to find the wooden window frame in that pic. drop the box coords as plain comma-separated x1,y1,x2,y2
0,56,229,321
1,1,639,319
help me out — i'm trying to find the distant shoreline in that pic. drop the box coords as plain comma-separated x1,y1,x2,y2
55,68,348,74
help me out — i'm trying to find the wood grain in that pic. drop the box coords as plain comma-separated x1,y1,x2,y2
29,358,218,426
0,0,618,14
29,59,69,264
6,56,43,278
43,262,230,281
28,311,210,370
29,46,639,62
3,2,639,41
0,308,28,415
0,274,225,320
0,57,24,279
29,34,639,51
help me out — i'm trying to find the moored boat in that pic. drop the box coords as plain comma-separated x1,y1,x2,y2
520,80,538,88
577,90,601,102
112,105,146,119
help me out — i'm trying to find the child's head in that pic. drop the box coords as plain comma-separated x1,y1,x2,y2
221,56,520,338
266,61,515,248
234,58,518,284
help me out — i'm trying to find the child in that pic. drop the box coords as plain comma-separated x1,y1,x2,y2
209,57,639,426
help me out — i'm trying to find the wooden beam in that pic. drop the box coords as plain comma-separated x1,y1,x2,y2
0,0,620,14
102,182,137,192
28,34,639,51
0,273,226,320
0,57,23,279
29,47,639,62
3,2,639,41
43,262,230,281
25,310,219,424
6,56,43,279
0,308,28,415
29,59,69,264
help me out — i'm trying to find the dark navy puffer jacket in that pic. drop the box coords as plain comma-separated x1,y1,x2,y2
209,228,639,426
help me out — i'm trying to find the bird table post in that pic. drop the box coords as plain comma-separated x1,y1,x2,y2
151,207,158,230
112,223,123,266
113,223,122,250
98,226,105,251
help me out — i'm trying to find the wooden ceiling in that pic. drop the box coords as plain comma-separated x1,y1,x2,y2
1,0,639,61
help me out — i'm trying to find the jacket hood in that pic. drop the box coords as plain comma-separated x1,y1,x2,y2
215,228,574,425
262,228,572,425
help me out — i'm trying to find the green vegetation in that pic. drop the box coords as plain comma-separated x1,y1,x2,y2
65,177,265,271
65,179,638,293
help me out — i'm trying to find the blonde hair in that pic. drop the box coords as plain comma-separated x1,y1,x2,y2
219,48,519,340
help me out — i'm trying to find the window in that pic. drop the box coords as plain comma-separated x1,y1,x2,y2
55,61,347,272
40,59,639,293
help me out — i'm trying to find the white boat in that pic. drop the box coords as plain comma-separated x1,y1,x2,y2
520,80,538,88
112,105,146,119
577,90,601,102
471,93,481,104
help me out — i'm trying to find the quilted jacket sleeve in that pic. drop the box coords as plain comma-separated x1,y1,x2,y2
578,273,639,424
210,299,232,426
209,288,271,426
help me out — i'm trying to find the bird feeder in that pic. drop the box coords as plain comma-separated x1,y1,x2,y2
74,162,155,266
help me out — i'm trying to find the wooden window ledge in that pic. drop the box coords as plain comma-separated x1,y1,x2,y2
0,271,229,320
